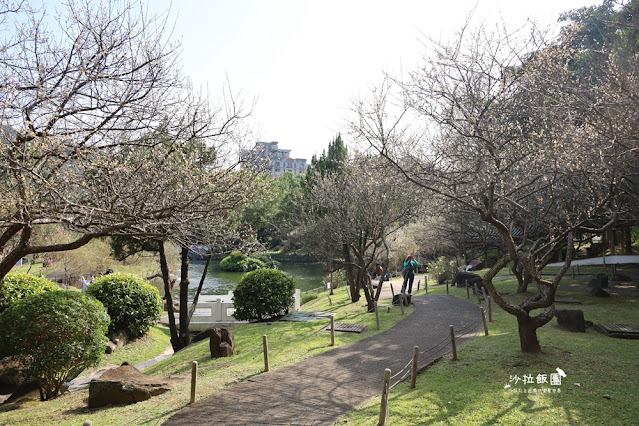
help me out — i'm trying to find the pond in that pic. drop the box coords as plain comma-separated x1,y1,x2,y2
178,262,328,298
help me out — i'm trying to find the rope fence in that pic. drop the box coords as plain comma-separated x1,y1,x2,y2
377,311,486,425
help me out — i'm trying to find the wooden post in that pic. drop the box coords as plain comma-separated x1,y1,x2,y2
379,368,391,426
330,316,335,346
263,335,269,372
450,325,457,361
375,301,380,330
190,361,198,404
411,346,419,388
446,280,449,294
417,279,420,292
400,292,405,315
474,283,481,303
425,278,428,294
481,286,487,303
390,283,395,297
480,307,489,336
465,279,470,299
487,296,493,322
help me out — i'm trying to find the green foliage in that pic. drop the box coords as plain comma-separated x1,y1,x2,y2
219,251,266,272
304,133,348,191
427,256,456,284
86,273,162,337
232,268,295,321
300,292,318,305
242,173,305,250
0,272,59,313
0,291,109,400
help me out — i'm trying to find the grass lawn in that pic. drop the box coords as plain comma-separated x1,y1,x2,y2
339,278,639,425
0,285,412,425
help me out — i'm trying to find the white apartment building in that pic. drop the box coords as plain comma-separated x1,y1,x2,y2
241,141,308,177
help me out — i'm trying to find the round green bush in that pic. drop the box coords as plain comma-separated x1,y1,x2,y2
0,272,59,313
86,273,162,337
0,291,109,400
219,251,266,272
233,269,295,322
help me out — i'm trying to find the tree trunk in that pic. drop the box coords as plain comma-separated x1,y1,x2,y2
517,316,542,353
343,244,359,302
159,241,180,351
178,246,191,349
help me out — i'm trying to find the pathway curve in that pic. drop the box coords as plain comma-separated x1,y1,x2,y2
164,294,483,425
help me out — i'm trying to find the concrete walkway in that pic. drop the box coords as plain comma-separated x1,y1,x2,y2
164,294,484,425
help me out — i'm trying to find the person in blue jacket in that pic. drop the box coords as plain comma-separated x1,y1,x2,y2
402,254,418,294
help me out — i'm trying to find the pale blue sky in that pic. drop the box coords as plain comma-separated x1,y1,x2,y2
137,1,599,160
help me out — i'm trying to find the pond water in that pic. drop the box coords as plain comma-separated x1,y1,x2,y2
179,262,328,298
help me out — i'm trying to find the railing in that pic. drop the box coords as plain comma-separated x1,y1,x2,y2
184,289,301,331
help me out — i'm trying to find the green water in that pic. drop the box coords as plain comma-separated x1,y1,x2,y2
181,262,328,296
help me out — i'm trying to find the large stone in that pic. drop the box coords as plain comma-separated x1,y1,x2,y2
555,310,587,332
88,364,185,408
452,271,482,288
209,328,235,358
590,286,610,297
588,273,609,289
466,259,484,271
392,294,412,306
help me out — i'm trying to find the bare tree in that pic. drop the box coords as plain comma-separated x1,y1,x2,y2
298,156,419,312
0,0,254,286
351,20,624,352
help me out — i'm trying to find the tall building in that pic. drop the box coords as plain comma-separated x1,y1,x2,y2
241,141,308,177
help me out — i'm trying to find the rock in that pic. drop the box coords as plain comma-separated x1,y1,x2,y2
88,364,185,408
588,273,608,289
109,330,130,347
452,271,482,288
392,294,412,306
467,259,484,271
555,309,586,332
209,328,236,358
105,341,117,354
590,287,610,297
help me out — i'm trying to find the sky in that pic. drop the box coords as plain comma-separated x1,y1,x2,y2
150,0,599,162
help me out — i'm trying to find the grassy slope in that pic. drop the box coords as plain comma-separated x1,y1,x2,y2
339,278,639,425
0,285,412,425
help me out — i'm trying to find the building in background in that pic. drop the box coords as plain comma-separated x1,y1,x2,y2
241,141,308,177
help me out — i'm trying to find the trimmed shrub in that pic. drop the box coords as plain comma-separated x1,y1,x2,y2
0,291,109,400
86,273,162,337
219,251,266,272
233,269,295,321
0,272,58,314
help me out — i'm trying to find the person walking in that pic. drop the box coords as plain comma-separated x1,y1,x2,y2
402,255,418,294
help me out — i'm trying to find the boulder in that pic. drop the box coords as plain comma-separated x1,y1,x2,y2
588,273,608,289
392,294,412,306
453,271,482,288
209,328,236,359
467,259,484,271
105,341,117,354
590,287,610,297
88,363,185,408
555,309,587,332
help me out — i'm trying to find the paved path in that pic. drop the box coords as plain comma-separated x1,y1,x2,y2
164,294,483,425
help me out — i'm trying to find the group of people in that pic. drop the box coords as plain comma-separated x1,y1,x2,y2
79,268,114,291
370,254,419,295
